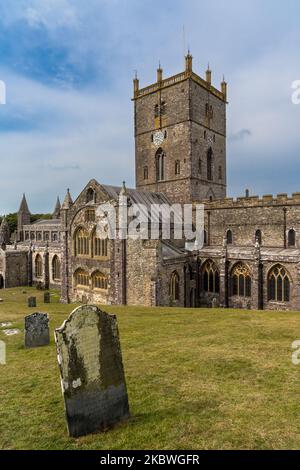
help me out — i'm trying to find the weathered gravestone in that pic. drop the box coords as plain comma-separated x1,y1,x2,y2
44,292,50,304
55,305,130,437
28,297,37,308
25,312,50,348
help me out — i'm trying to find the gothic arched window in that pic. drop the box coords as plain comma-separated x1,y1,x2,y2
231,263,251,297
52,255,61,281
74,228,89,256
86,188,95,203
92,271,108,290
207,148,213,181
170,271,180,301
156,148,165,182
226,230,233,245
202,260,220,293
92,230,108,258
74,269,89,287
288,229,296,247
268,265,290,302
35,255,43,278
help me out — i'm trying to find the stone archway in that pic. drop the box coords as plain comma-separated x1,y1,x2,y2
0,274,4,289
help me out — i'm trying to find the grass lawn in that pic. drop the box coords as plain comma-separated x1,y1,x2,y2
1,287,300,450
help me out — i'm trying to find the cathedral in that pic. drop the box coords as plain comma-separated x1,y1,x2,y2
0,53,299,311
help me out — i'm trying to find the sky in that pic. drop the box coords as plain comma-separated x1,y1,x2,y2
0,0,300,213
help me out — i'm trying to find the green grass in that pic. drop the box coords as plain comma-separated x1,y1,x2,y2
1,287,300,450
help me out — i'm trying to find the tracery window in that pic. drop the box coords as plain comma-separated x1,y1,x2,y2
202,260,220,293
231,263,251,297
268,265,290,302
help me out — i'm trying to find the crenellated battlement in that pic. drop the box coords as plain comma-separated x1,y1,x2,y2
198,192,300,209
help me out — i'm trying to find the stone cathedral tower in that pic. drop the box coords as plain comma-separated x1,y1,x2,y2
133,53,227,204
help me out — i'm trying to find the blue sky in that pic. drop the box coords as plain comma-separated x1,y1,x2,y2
0,0,300,213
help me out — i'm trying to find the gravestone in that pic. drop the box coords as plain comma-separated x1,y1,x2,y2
25,312,50,348
28,297,37,308
55,305,130,438
44,292,50,304
82,294,88,305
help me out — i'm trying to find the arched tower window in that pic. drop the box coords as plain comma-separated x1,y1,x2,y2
156,148,165,182
35,255,43,278
268,265,290,302
143,166,148,180
52,255,61,281
255,229,262,245
207,147,213,181
170,271,179,301
74,228,89,256
231,263,251,297
202,260,220,293
218,165,222,180
288,229,296,247
226,230,233,245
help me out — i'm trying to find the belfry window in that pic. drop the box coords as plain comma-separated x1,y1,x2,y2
156,148,165,181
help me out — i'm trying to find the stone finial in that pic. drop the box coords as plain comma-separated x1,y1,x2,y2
62,188,73,210
120,181,127,196
185,51,193,73
157,62,163,83
53,196,61,219
133,71,139,96
206,63,211,85
221,76,227,100
245,189,250,198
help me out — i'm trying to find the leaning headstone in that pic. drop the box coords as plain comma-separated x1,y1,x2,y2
28,297,37,308
25,312,50,348
44,292,50,304
55,305,130,438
